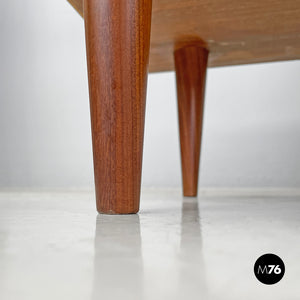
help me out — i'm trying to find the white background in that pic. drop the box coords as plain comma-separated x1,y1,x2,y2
0,0,300,188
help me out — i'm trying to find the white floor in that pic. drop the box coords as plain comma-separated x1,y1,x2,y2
0,189,299,300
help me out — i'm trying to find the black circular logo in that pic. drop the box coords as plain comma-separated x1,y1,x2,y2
254,253,285,285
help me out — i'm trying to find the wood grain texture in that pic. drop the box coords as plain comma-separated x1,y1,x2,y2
84,0,152,214
175,45,208,197
68,0,300,72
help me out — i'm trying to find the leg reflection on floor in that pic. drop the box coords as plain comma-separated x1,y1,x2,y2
178,199,207,298
92,197,207,300
92,214,143,300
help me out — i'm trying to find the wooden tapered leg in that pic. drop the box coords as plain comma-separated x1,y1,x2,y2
84,0,152,214
174,45,208,197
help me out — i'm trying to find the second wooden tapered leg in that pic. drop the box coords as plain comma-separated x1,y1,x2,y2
174,45,208,197
84,0,152,214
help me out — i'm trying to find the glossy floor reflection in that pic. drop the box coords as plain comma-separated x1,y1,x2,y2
0,189,299,300
92,214,143,300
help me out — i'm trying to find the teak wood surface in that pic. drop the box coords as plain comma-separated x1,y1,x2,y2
84,0,152,214
68,0,300,72
175,46,208,197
